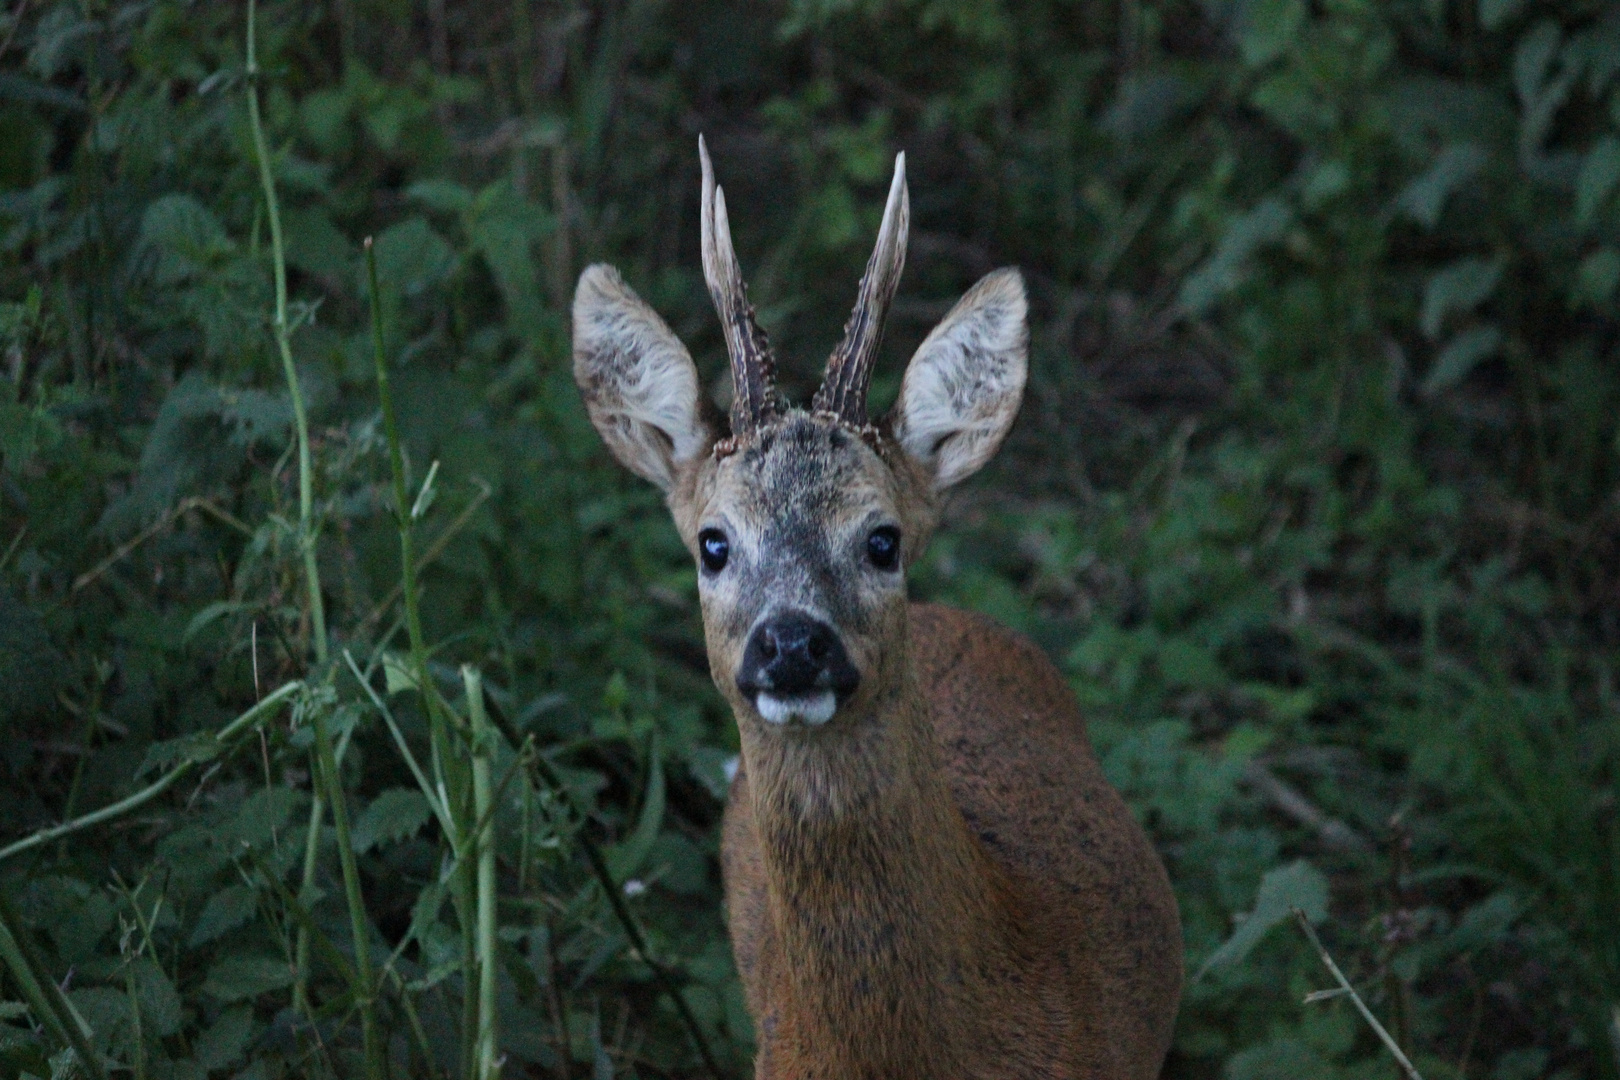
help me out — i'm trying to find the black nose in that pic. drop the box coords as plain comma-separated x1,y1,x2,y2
736,612,860,700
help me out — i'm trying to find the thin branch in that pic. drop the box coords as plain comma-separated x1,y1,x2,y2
1293,908,1425,1080
0,681,301,864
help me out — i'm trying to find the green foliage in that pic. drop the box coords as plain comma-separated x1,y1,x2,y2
0,0,1617,1077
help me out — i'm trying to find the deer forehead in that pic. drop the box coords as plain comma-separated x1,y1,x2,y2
703,415,899,532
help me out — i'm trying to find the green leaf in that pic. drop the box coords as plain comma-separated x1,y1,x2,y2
468,178,552,342
1576,136,1620,228
137,194,234,285
351,788,432,853
0,589,65,722
1574,247,1620,307
1179,198,1293,315
188,885,257,947
201,955,294,1003
193,1005,253,1071
0,400,62,471
605,745,666,881
128,959,181,1039
1423,324,1503,395
1421,255,1505,339
1195,859,1328,980
1235,0,1306,67
407,178,474,215
1395,143,1487,229
1512,21,1561,107
383,652,418,695
1478,0,1526,31
367,217,456,303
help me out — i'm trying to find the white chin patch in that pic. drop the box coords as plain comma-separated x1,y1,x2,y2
755,691,838,727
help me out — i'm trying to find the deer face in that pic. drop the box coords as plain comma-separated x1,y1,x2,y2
574,142,1027,736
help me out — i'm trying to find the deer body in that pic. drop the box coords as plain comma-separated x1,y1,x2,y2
724,601,1181,1079
574,141,1182,1079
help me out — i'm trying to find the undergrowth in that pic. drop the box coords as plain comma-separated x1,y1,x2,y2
0,0,1617,1078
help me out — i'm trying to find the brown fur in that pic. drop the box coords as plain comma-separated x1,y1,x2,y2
573,250,1182,1079
722,602,1182,1080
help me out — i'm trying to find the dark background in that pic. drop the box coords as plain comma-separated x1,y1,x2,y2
0,0,1617,1077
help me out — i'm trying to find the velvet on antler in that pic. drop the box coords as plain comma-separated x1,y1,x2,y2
813,152,910,429
700,136,780,440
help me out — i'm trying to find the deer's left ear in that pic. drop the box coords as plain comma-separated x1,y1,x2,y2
574,264,714,491
889,268,1027,491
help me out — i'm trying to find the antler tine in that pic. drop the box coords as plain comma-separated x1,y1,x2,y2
813,151,909,428
699,135,778,438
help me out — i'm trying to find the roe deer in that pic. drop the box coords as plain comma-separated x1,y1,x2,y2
573,139,1182,1079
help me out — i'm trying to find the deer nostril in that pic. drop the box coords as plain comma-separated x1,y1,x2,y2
808,636,828,662
761,635,779,659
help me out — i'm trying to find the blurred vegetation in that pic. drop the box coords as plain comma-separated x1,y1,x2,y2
0,0,1617,1077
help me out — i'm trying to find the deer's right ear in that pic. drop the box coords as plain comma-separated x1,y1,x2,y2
573,265,714,491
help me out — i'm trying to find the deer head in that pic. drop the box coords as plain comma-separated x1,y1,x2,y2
574,139,1027,740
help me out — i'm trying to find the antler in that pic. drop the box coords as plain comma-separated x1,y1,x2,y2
813,152,909,429
700,135,779,439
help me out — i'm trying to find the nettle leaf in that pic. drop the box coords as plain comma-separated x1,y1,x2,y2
0,589,66,722
1234,0,1306,67
66,987,129,1057
605,747,666,881
1179,198,1293,315
98,374,292,536
0,399,63,470
135,733,219,779
189,884,258,947
368,216,456,303
193,1005,254,1071
282,204,356,283
201,955,294,1003
1195,859,1328,980
137,194,235,285
1574,247,1620,306
1421,255,1506,339
1576,136,1620,228
1395,143,1487,228
1424,324,1503,395
407,178,474,214
1478,0,1526,32
468,177,552,342
128,959,182,1038
382,652,418,694
351,788,432,853
226,787,303,850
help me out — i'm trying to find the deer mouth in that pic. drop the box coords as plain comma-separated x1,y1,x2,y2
754,690,838,727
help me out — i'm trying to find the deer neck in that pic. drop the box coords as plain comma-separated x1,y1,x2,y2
738,663,1022,1067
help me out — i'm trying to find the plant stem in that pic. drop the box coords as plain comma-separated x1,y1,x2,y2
367,236,476,1078
245,0,327,667
465,666,501,1080
1293,908,1425,1080
0,681,302,864
477,695,723,1080
246,0,332,1017
0,890,110,1080
312,707,386,1080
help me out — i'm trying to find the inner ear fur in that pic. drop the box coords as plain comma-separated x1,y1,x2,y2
888,267,1028,491
573,264,714,491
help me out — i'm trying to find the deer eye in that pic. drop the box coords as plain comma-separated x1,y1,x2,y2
866,526,901,571
698,529,730,573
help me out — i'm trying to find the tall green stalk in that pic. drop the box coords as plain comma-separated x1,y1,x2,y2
367,237,480,1079
311,707,386,1079
465,666,501,1080
244,0,333,1018
244,0,326,667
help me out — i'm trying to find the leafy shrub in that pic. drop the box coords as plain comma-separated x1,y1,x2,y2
0,0,1615,1077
